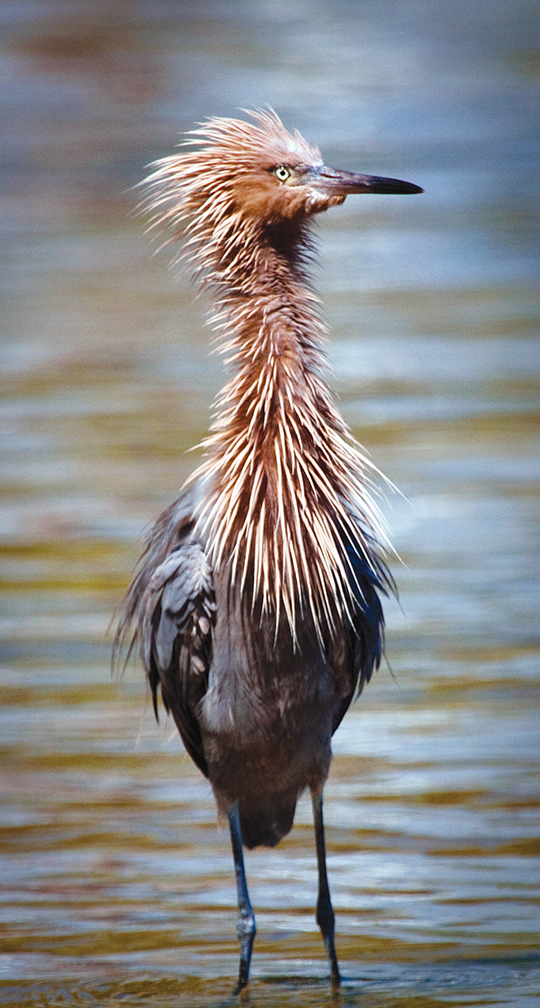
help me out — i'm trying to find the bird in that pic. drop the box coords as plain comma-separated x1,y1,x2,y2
115,108,422,992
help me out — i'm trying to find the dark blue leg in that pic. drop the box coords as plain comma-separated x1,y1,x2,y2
311,789,341,987
228,802,256,992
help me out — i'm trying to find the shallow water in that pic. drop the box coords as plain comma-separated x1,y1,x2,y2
1,2,539,1006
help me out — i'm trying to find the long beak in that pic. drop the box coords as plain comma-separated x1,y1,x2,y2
307,165,423,195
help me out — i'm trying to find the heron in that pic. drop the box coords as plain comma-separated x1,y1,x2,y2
115,109,422,992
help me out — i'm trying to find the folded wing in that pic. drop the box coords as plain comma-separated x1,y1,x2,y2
139,540,216,775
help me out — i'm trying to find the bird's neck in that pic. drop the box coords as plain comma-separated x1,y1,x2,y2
221,252,325,403
205,226,331,455
207,238,337,489
192,230,380,638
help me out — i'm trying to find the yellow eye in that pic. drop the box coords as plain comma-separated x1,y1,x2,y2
274,166,290,182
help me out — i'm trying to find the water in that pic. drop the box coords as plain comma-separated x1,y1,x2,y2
1,1,539,1005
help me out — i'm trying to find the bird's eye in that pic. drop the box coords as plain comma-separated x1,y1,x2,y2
274,166,291,182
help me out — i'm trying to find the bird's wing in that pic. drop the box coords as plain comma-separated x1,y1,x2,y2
349,545,386,688
329,542,387,734
139,540,215,776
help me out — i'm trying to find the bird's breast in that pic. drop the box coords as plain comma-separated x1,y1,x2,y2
198,615,337,808
197,575,339,740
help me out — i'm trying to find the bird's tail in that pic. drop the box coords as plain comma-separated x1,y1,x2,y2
239,789,298,849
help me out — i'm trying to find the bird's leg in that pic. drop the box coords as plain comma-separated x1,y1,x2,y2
311,788,341,988
228,802,256,993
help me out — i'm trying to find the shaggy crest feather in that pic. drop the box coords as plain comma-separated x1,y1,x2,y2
139,108,393,639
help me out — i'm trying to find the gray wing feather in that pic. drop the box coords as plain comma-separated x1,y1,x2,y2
140,541,215,775
328,536,388,735
114,487,215,776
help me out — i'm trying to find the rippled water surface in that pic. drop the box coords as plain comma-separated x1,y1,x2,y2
1,2,539,1006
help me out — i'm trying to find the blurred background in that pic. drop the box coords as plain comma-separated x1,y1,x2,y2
0,1,539,1006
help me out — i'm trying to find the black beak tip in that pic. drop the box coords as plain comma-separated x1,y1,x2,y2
369,177,424,195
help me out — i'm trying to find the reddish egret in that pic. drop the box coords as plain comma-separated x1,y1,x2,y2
116,109,422,991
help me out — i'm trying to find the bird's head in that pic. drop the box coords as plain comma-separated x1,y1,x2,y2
213,109,423,222
141,109,422,272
